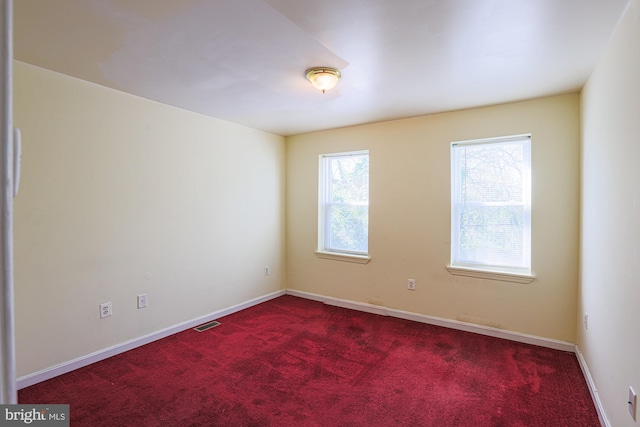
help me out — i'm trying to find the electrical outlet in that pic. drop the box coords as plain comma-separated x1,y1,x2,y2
629,387,637,420
137,293,147,309
264,266,270,276
407,279,416,290
583,313,588,330
100,302,112,319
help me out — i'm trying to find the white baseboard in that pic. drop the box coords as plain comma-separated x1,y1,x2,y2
285,289,575,352
17,289,286,390
575,346,609,427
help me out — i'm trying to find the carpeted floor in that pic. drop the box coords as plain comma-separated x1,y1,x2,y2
19,295,599,426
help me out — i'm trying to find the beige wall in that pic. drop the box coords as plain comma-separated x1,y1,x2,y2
580,0,640,425
13,61,286,377
287,94,580,342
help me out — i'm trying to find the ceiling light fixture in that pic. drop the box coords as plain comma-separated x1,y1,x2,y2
305,67,342,93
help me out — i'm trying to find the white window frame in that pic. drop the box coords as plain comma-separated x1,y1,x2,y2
316,150,370,264
447,134,534,283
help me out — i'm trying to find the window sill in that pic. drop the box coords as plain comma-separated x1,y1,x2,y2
446,265,535,284
315,251,371,264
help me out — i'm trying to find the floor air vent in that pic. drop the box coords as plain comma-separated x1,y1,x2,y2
193,320,221,332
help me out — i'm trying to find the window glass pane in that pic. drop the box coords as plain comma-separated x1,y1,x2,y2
328,155,369,204
328,204,369,252
458,205,524,267
460,142,523,203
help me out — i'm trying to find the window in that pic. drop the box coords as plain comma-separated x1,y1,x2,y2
317,151,369,261
449,135,532,280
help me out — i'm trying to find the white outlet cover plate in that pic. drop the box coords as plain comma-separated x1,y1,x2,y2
583,313,588,329
100,302,112,318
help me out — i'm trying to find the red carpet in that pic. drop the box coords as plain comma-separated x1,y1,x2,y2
19,295,599,426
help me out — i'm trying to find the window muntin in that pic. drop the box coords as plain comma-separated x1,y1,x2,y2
318,151,369,256
451,135,531,275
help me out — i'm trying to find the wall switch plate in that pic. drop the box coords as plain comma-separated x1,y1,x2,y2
407,279,416,290
629,387,637,420
264,266,270,276
100,302,112,318
137,294,147,309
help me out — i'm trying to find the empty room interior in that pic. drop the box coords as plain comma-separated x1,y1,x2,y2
8,0,640,425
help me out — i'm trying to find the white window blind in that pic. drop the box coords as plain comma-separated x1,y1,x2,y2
318,151,369,255
451,135,531,274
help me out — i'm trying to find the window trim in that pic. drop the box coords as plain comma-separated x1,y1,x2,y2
446,265,535,283
318,150,370,260
449,134,533,282
315,250,371,264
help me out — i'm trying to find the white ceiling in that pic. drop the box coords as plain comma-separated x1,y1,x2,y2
15,0,630,136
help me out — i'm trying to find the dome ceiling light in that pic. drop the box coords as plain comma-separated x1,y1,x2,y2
305,67,342,93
